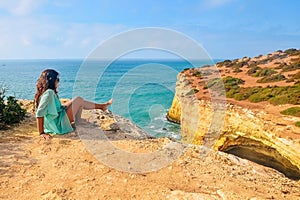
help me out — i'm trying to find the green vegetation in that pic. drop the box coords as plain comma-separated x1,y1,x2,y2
247,67,277,78
257,74,286,83
192,71,202,77
280,107,300,117
216,59,248,73
287,71,300,82
0,88,26,130
296,122,300,127
290,57,300,63
275,62,287,69
233,67,243,73
256,58,270,65
248,61,258,68
206,76,300,105
223,76,245,89
186,88,199,96
284,48,300,56
254,68,277,77
282,63,300,72
217,59,232,67
276,61,300,72
203,49,300,105
247,66,261,76
207,76,244,92
247,65,288,83
217,49,300,73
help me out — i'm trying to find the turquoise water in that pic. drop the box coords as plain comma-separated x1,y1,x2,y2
0,59,214,139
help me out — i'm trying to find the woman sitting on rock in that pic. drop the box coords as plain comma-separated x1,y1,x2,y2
34,69,113,140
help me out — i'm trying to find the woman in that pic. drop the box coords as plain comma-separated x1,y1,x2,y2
34,69,113,140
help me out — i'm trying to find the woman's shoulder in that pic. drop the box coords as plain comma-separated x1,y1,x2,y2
43,89,55,95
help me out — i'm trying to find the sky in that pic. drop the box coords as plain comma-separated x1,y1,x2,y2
0,0,299,59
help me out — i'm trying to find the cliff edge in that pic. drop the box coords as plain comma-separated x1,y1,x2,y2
167,48,300,179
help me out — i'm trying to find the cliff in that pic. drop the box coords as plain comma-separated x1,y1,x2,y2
168,48,300,179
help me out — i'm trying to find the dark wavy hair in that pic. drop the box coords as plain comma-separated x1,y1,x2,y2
34,69,59,109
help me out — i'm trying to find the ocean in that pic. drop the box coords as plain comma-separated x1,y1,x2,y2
0,59,215,139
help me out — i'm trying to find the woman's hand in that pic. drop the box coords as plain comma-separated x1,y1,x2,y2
40,133,52,140
37,117,51,140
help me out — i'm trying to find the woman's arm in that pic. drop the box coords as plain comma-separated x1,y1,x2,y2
37,117,51,139
36,90,53,140
36,117,44,134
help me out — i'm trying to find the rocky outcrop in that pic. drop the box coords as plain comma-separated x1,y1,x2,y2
167,50,300,180
166,96,180,124
21,99,153,141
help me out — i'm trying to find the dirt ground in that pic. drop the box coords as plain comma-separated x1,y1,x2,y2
1,112,300,200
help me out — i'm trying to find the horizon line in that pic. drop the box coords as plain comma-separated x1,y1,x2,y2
0,57,225,61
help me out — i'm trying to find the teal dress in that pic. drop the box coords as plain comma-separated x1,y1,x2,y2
36,89,73,134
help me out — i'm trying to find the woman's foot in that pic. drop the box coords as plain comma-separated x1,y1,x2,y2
102,99,113,111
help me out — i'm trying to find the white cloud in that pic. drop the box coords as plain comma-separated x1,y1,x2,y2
0,0,46,16
0,16,127,58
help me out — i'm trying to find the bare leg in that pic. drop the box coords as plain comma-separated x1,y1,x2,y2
64,97,113,123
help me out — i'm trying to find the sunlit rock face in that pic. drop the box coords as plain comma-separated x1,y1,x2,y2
166,96,181,124
167,49,300,179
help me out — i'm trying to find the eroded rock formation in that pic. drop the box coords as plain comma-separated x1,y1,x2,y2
168,49,300,179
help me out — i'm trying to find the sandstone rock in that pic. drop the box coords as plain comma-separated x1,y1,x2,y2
167,50,300,180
